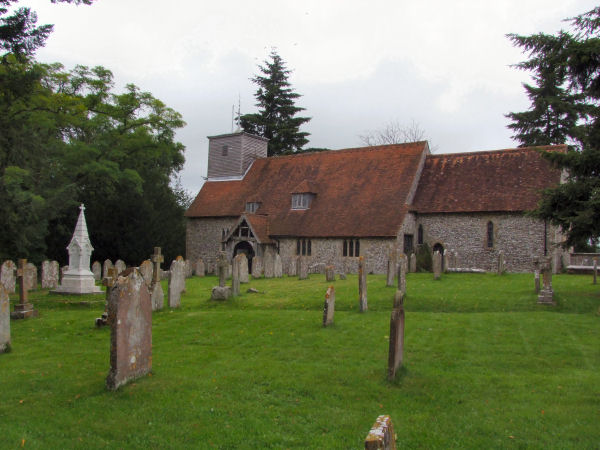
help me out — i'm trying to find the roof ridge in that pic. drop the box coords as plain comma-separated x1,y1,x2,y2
262,141,427,161
429,145,567,159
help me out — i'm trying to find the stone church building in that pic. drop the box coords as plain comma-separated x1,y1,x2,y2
185,131,566,274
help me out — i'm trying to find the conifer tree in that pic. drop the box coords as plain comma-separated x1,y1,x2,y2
240,50,310,156
507,7,600,249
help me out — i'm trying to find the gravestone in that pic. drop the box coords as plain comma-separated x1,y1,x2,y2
533,258,541,293
594,259,597,285
364,415,396,450
0,260,16,293
96,267,117,327
105,268,152,391
287,258,297,276
0,283,10,353
537,258,555,305
211,252,231,300
139,260,153,286
274,254,283,278
238,254,249,283
497,251,505,275
168,259,185,308
194,258,205,277
325,265,335,282
409,253,417,273
386,254,395,287
232,254,242,296
451,250,458,270
150,247,164,311
322,285,335,327
103,259,114,279
11,259,37,319
41,260,59,289
443,251,450,273
433,251,442,280
92,261,102,281
358,256,368,312
115,259,126,275
184,259,193,278
388,290,405,381
264,248,275,278
397,254,407,295
298,256,308,280
25,263,37,291
251,255,263,279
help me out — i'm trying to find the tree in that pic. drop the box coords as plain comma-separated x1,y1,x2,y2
359,119,429,147
240,50,310,156
507,6,600,249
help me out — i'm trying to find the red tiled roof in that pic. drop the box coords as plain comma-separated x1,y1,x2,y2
245,214,273,244
186,142,428,237
411,145,565,213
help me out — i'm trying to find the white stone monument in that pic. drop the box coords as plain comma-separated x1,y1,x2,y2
53,204,102,294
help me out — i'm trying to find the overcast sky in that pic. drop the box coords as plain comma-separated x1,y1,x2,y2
22,0,599,193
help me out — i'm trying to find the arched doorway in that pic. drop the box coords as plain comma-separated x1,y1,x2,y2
234,241,255,272
432,243,445,271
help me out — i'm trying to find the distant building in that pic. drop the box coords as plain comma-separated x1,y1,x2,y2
185,131,566,274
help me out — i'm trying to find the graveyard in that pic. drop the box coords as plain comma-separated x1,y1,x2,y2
1,271,598,448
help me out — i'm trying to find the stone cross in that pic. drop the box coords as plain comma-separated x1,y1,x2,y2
96,267,118,327
217,251,228,287
151,247,164,284
364,415,396,450
11,259,37,319
388,290,405,381
105,268,152,391
322,286,335,327
358,256,368,312
0,283,10,353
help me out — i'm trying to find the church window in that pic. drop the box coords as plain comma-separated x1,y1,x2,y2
417,225,424,245
222,145,228,156
487,221,494,248
291,193,313,210
343,239,360,257
296,238,312,256
246,202,260,213
404,234,414,254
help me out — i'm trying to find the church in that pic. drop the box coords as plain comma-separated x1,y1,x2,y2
185,131,567,274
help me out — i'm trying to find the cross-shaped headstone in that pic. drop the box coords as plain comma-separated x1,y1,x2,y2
151,247,164,284
96,267,119,327
16,258,28,305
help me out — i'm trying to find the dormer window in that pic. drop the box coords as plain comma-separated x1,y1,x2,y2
246,202,261,213
291,193,314,210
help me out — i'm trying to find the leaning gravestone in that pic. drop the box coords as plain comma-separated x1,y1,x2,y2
194,258,205,277
0,283,10,353
322,285,335,327
103,259,114,279
105,269,152,391
25,262,37,291
114,259,126,275
238,254,249,283
231,254,242,296
364,415,396,450
92,261,102,281
139,260,153,287
397,254,407,295
433,251,442,280
388,290,405,381
298,256,308,280
41,260,59,289
1,260,16,293
251,255,263,279
325,265,335,282
358,256,368,312
168,259,186,308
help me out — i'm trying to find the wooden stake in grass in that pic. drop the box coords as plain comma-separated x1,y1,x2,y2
365,415,396,449
388,290,405,381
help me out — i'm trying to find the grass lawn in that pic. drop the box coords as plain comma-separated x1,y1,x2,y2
1,272,599,448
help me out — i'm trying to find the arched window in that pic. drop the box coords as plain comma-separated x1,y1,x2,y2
417,225,424,245
487,221,494,248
